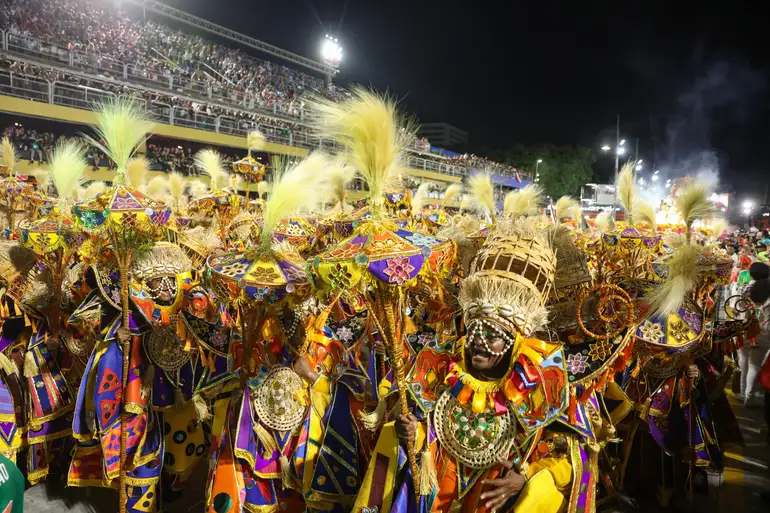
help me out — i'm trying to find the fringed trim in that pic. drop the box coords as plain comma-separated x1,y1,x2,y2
140,365,154,401
253,422,278,454
23,350,38,378
359,398,386,432
279,454,295,490
0,352,17,375
174,388,186,408
419,447,437,495
193,393,211,422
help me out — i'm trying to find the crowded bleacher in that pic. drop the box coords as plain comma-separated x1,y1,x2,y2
0,0,528,180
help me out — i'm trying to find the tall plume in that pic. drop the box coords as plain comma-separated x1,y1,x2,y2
168,172,185,207
125,157,149,189
247,130,266,155
83,181,107,199
308,86,414,211
467,173,495,221
1,136,16,175
260,152,330,250
49,139,87,202
146,175,169,199
412,182,432,213
82,98,154,184
327,160,355,211
554,195,580,220
442,183,463,207
195,149,228,191
675,181,714,243
504,185,544,218
633,200,657,230
646,245,700,318
617,161,636,223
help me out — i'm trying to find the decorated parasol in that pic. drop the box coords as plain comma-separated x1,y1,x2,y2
188,150,243,247
232,130,268,200
307,87,432,501
70,98,172,513
0,137,39,235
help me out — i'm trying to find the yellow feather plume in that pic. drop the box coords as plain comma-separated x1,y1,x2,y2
189,180,208,199
646,245,701,317
675,181,714,242
74,186,86,201
49,139,87,202
554,195,580,220
33,169,49,192
709,218,728,238
412,182,432,213
327,160,355,210
308,86,414,210
228,174,244,192
504,185,544,218
83,98,154,184
633,200,657,230
125,157,149,189
617,162,636,223
260,152,331,249
146,175,169,199
1,136,16,175
83,181,107,199
195,149,228,191
168,172,185,206
467,173,496,220
596,211,614,233
257,181,271,197
459,195,472,212
247,130,266,154
442,183,463,207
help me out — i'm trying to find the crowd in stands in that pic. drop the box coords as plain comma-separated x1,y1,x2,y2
0,0,520,176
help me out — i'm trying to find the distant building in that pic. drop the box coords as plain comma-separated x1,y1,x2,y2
419,122,468,150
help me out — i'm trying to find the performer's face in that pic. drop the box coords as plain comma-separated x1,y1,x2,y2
466,329,508,372
148,277,174,303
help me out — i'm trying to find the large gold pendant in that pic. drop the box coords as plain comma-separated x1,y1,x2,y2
253,366,307,432
145,325,190,373
433,390,517,469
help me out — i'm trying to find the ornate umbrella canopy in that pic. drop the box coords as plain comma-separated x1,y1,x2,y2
20,210,87,255
73,185,172,234
652,251,732,287
206,246,309,305
232,155,267,182
312,221,426,291
189,150,244,247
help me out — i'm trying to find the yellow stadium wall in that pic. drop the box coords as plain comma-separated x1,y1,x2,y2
2,94,461,191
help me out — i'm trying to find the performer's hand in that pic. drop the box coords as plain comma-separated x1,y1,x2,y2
686,364,700,380
117,327,131,343
293,356,319,385
481,460,526,512
395,414,418,446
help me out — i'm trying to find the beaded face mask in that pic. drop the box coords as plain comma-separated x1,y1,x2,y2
144,275,178,305
466,318,516,357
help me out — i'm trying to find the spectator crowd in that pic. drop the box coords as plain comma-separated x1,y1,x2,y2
0,0,519,177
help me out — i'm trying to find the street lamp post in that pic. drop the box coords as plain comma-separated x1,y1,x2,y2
535,159,543,183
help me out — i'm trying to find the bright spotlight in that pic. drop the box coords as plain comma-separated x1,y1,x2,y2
638,159,643,164
537,159,543,163
635,164,642,171
321,35,342,66
601,145,611,151
617,147,626,156
742,200,754,209
651,175,659,182
619,139,626,146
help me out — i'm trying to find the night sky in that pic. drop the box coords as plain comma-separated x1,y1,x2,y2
155,0,770,198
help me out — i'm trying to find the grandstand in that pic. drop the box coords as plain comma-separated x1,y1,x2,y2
0,0,532,202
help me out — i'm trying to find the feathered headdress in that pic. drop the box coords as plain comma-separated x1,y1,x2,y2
1,136,16,176
125,157,149,189
83,98,153,184
675,181,714,244
442,183,463,207
195,149,228,191
49,139,87,202
617,161,635,223
83,181,107,200
411,182,432,213
309,87,414,211
189,179,208,199
327,160,355,212
168,172,185,208
467,172,495,221
646,245,700,317
146,175,169,199
554,195,580,220
260,152,330,250
633,200,657,230
247,130,266,156
504,185,543,218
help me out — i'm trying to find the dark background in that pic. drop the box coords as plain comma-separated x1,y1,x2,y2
145,0,769,198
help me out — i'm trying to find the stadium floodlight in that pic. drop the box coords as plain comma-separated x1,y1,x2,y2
651,175,659,182
638,159,643,164
619,139,626,146
601,145,611,151
321,35,342,67
617,146,626,156
743,200,754,209
635,163,642,171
